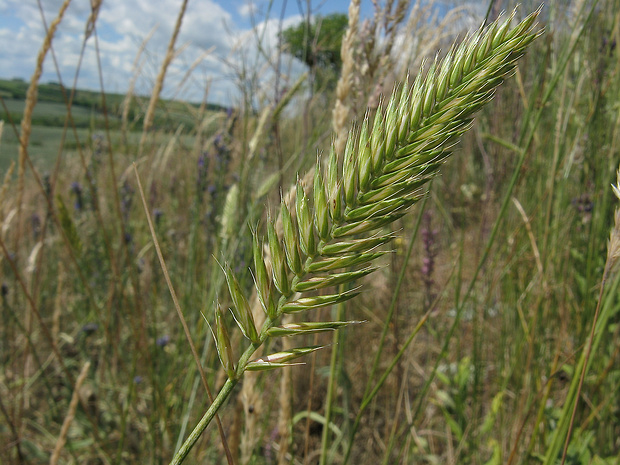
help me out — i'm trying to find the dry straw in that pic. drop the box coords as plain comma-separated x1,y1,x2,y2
121,25,158,149
49,361,90,465
84,0,102,41
170,9,542,464
170,46,215,101
332,0,361,156
0,160,15,222
16,0,71,251
399,0,468,78
138,0,189,155
356,0,410,110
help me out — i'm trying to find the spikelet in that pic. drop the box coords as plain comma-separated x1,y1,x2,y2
178,9,542,464
212,7,542,379
606,166,620,271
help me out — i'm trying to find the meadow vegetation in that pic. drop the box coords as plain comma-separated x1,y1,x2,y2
0,1,619,464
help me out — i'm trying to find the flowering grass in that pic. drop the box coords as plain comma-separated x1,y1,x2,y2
1,1,619,464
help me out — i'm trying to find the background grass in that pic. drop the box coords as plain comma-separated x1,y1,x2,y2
0,1,619,464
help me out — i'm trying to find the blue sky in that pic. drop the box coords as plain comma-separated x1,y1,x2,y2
0,0,373,105
0,0,474,105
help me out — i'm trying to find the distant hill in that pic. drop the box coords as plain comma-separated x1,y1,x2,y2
0,77,227,131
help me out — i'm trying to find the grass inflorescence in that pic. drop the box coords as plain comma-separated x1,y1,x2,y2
1,1,620,464
169,8,543,464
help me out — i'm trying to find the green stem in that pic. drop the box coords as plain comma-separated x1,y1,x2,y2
363,193,429,399
169,377,238,465
547,270,620,465
411,0,597,423
169,333,266,464
319,287,346,465
343,300,433,464
342,196,430,465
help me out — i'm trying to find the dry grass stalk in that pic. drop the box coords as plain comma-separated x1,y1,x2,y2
238,74,310,460
49,361,91,465
13,0,71,423
359,0,410,109
52,260,65,341
241,177,312,458
239,382,262,464
84,0,103,41
401,0,441,67
227,399,244,464
332,0,361,156
170,46,215,101
400,2,468,74
238,180,313,463
121,25,158,148
248,72,308,162
0,160,15,222
276,327,293,465
16,0,71,251
138,0,189,156
379,0,409,61
356,0,466,111
238,171,315,460
191,82,218,158
133,164,235,465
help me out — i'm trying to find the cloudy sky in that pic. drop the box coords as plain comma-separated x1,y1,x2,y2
0,0,381,106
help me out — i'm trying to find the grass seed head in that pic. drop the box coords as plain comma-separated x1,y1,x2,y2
214,302,236,379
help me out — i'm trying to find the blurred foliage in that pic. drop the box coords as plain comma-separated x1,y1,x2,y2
280,13,348,90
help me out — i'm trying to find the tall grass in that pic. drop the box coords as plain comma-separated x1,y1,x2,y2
0,1,619,464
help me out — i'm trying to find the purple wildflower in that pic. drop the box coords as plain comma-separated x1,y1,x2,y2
71,182,84,211
120,179,134,222
196,153,209,195
81,322,99,334
153,208,163,225
156,335,170,348
31,213,41,240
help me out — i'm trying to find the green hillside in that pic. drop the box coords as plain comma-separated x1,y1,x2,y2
0,77,226,131
0,78,227,171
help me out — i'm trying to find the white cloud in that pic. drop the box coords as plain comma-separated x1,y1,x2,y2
0,0,311,106
237,3,257,18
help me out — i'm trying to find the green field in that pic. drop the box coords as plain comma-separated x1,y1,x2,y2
0,78,224,173
0,123,202,174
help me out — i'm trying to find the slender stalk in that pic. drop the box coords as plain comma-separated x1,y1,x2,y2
559,163,620,464
363,192,429,399
341,192,429,465
560,274,606,465
170,337,264,464
134,164,234,464
411,0,596,424
319,287,346,465
170,378,239,465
